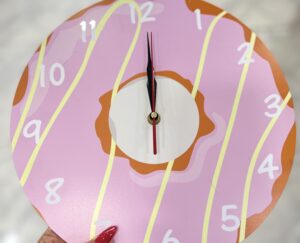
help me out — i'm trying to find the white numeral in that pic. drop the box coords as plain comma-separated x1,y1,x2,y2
238,42,255,65
23,120,41,144
264,94,282,118
130,1,156,24
194,9,202,30
80,20,96,42
162,230,180,243
40,63,65,87
45,178,64,205
258,154,279,180
221,205,240,232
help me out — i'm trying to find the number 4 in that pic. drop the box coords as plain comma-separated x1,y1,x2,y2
258,154,279,180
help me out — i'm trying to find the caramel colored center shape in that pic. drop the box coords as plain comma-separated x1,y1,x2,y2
95,71,215,174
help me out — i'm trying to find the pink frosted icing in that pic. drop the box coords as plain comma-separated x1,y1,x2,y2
10,1,295,242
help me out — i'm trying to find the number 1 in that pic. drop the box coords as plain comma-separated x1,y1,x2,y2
194,9,202,30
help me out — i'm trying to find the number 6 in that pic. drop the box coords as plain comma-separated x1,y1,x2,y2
162,229,180,243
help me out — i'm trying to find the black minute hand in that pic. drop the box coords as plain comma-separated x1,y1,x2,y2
146,33,157,112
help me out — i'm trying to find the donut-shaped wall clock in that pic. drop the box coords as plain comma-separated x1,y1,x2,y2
10,0,296,242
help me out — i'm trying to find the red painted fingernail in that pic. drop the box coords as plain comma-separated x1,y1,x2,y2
95,226,118,243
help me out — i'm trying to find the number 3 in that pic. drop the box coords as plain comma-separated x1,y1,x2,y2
221,205,240,232
264,94,282,118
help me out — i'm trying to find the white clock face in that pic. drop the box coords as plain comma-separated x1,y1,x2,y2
109,75,200,164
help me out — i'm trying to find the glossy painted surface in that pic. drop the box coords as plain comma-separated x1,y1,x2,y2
10,0,296,242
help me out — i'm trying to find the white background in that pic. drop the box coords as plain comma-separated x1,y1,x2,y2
0,0,299,242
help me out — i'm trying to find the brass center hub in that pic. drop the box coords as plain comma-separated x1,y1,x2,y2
148,112,161,125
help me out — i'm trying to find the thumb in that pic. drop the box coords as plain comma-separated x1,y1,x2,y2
91,226,118,243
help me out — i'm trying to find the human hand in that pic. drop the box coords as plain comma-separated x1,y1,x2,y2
38,226,117,243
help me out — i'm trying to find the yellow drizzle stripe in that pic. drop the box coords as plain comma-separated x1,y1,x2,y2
11,40,47,152
201,32,257,243
239,92,292,241
143,160,175,243
191,11,227,98
90,140,116,239
89,1,142,240
20,0,141,188
143,12,228,241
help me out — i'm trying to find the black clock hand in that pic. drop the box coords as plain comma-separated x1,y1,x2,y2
147,32,157,112
146,32,158,155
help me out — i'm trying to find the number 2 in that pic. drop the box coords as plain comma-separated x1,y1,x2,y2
258,154,279,180
238,42,255,65
221,205,240,232
130,1,156,24
162,229,180,243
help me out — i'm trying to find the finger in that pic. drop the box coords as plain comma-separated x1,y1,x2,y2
38,228,66,243
93,226,118,243
39,226,118,243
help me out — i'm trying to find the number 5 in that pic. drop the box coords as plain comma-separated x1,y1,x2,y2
221,205,240,232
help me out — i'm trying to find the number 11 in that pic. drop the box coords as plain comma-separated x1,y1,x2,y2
80,20,96,43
